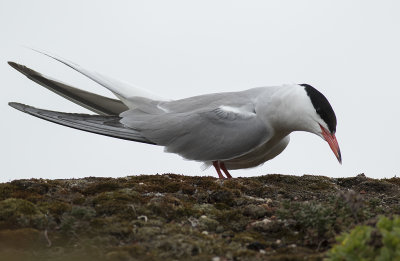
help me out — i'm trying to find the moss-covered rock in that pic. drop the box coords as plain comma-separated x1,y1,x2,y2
0,173,398,260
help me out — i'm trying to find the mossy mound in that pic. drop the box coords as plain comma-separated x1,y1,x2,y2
0,173,399,260
327,215,400,260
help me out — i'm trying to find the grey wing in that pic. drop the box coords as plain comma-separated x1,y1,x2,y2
8,62,128,115
121,105,270,161
9,102,155,144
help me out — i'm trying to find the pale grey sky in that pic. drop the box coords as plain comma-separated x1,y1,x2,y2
1,0,399,182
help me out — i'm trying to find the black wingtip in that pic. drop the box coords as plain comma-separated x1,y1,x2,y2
7,61,18,68
8,61,39,78
8,61,30,74
8,102,28,112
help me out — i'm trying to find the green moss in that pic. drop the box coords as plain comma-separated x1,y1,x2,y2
92,189,142,217
0,174,399,260
39,201,71,217
326,215,400,260
197,215,219,231
242,204,268,219
0,183,16,200
82,179,121,195
385,177,400,186
0,198,45,229
11,179,50,194
146,194,195,221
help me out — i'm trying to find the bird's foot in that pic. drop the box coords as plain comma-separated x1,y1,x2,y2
212,161,225,179
220,162,232,179
212,161,232,179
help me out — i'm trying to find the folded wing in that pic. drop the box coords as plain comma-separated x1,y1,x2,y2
9,102,155,144
29,49,165,108
121,97,271,161
8,62,128,115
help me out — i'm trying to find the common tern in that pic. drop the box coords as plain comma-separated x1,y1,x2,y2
8,51,341,179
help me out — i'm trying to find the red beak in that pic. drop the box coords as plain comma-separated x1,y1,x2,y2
319,124,342,164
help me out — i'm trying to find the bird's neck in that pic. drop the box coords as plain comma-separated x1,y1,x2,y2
257,85,314,134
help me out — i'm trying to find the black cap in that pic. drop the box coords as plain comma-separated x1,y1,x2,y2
300,84,337,133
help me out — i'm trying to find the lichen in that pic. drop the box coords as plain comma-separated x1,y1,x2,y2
0,173,398,260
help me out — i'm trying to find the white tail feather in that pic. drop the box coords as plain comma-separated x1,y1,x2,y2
30,48,165,108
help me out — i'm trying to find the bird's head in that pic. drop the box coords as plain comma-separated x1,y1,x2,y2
299,83,341,163
269,83,341,163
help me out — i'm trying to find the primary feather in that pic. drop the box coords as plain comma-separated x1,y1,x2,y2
8,62,128,115
8,102,154,144
30,49,165,108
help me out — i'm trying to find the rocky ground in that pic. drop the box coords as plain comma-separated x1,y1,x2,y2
0,173,399,261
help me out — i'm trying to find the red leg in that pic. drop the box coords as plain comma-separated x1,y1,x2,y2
220,162,232,179
212,161,225,179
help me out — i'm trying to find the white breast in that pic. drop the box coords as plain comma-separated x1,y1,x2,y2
224,135,290,170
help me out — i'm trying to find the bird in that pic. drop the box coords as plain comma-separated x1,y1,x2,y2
8,50,341,179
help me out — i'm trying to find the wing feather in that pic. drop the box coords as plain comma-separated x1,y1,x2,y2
8,62,128,115
121,96,270,161
30,49,164,106
9,102,155,144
